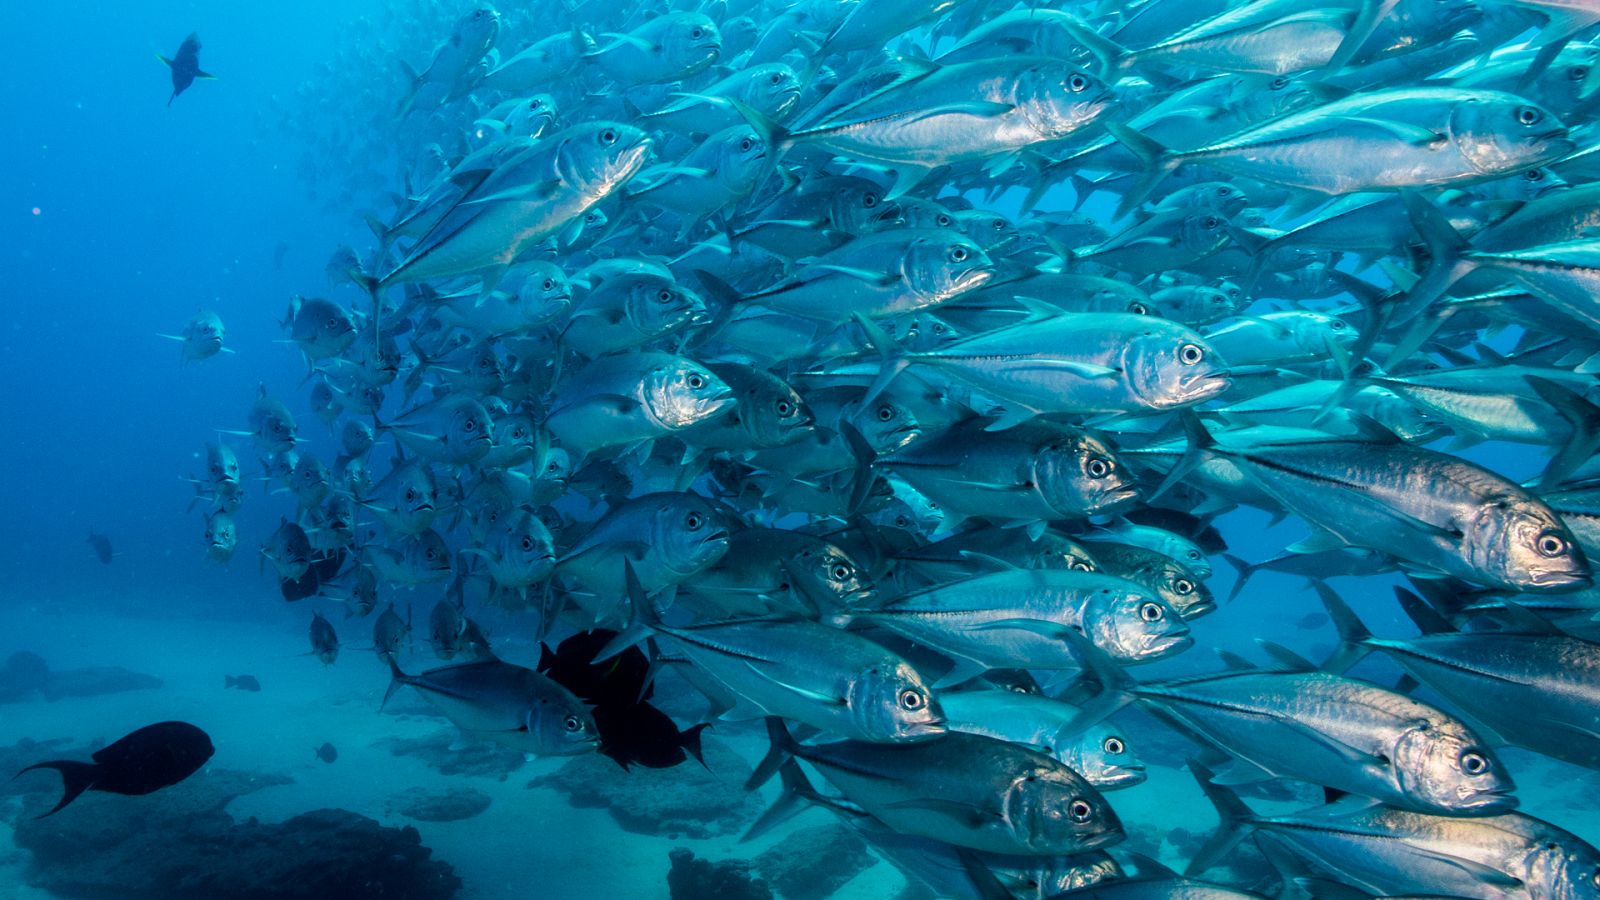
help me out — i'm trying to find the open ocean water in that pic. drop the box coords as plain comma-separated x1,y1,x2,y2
5,1,1600,899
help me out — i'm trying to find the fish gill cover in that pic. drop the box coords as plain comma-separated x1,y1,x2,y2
10,0,1600,897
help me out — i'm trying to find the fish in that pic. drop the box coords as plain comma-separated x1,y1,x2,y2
17,722,214,817
748,718,1123,856
383,657,598,757
309,611,339,666
86,531,112,565
157,310,231,363
313,742,337,764
223,674,260,692
1190,762,1600,898
372,603,410,666
157,33,214,106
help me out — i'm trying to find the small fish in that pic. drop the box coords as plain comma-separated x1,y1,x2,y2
157,310,231,363
313,742,338,764
86,531,113,565
309,611,339,666
223,674,260,692
157,33,214,106
16,721,214,817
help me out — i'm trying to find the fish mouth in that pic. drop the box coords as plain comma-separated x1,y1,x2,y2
904,718,947,738
1457,787,1518,812
1144,632,1194,658
1104,766,1147,788
1526,568,1592,591
1075,826,1125,851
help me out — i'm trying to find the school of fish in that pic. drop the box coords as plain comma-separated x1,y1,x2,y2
183,0,1600,895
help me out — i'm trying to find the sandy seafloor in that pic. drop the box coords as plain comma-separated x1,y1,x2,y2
3,539,1599,900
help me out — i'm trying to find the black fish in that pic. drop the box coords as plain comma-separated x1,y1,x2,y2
86,531,112,565
158,33,214,106
16,721,214,817
280,550,345,602
224,674,260,692
313,742,337,763
595,703,709,771
537,629,652,705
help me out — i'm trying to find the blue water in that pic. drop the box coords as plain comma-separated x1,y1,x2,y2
5,2,1600,899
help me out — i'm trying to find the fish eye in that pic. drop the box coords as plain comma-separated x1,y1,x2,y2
1140,602,1165,622
1460,751,1489,775
1069,799,1094,822
740,137,754,152
831,563,852,580
1269,76,1289,90
1102,736,1125,755
563,715,582,732
600,128,618,144
1537,532,1569,557
463,419,476,431
425,548,437,560
947,245,967,262
1179,343,1204,365
937,214,952,228
898,688,925,710
862,193,879,208
770,73,782,84
776,400,793,415
895,515,910,528
1571,65,1590,81
1525,168,1545,181
1130,302,1148,315
686,512,704,529
1329,319,1347,330
687,372,706,389
405,489,416,501
1517,105,1543,126
1068,73,1089,92
1216,186,1231,196
521,536,534,551
542,278,555,290
1202,216,1220,229
1175,578,1195,595
690,27,704,38
876,404,895,421
658,288,674,303
1087,457,1110,478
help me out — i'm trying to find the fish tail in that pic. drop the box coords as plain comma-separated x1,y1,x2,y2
741,756,820,843
743,716,799,794
1185,759,1255,875
1393,192,1476,322
852,314,910,409
380,656,411,712
15,760,99,818
1104,122,1177,221
1149,412,1217,501
1391,585,1457,637
680,722,711,770
1315,583,1374,673
1526,375,1600,489
224,675,237,689
593,561,659,662
1221,554,1255,603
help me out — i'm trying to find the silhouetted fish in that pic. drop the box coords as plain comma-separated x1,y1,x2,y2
86,531,112,565
538,629,652,705
595,703,709,771
313,742,338,763
158,33,214,106
223,674,260,692
16,721,214,817
309,611,339,665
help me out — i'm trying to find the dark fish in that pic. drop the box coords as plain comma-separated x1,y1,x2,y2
157,33,214,106
309,611,339,665
87,531,112,565
594,703,709,771
537,629,653,706
223,674,260,692
16,721,214,817
279,549,345,602
313,742,338,763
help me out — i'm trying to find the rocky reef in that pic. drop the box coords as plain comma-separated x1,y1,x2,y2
667,848,773,900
